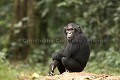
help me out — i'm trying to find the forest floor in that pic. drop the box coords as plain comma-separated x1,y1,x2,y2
19,72,120,80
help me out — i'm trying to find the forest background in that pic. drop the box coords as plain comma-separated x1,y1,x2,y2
0,0,120,80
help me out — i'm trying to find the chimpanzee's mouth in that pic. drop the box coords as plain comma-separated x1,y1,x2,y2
67,37,72,41
67,37,71,40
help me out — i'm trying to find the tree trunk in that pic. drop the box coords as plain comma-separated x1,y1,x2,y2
7,0,49,63
7,0,34,60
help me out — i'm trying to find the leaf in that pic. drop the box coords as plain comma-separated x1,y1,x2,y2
57,2,67,7
41,8,49,18
14,21,22,28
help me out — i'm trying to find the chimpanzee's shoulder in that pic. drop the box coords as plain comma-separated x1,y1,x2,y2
76,33,87,39
73,33,88,43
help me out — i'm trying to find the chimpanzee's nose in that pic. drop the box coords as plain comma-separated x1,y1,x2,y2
68,32,72,34
67,33,72,39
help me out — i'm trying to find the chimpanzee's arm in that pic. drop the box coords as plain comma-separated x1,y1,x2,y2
52,50,64,60
48,50,65,76
48,60,59,76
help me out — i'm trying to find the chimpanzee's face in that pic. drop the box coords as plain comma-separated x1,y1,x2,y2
65,26,75,40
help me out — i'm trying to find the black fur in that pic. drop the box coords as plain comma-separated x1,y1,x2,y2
48,23,90,76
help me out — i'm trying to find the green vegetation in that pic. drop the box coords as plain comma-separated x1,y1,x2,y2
0,0,120,79
0,52,18,80
86,48,120,75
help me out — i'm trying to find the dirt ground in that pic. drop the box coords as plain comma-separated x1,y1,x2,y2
19,72,120,80
41,72,120,80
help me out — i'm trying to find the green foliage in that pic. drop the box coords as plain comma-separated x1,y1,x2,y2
0,52,18,80
0,0,120,76
28,42,64,64
0,0,13,50
85,47,120,75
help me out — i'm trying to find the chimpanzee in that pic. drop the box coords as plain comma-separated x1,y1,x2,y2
48,23,90,76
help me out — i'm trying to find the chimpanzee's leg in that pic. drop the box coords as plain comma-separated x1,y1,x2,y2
57,61,65,74
61,57,83,72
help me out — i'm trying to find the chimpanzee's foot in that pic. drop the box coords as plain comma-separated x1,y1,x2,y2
48,71,54,76
66,70,69,72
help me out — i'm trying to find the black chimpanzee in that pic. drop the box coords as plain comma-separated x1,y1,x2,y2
48,23,90,76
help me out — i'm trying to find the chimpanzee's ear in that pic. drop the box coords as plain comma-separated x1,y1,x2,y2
64,27,66,29
64,27,67,35
77,26,82,33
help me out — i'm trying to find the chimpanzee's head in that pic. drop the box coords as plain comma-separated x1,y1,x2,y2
64,23,82,41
